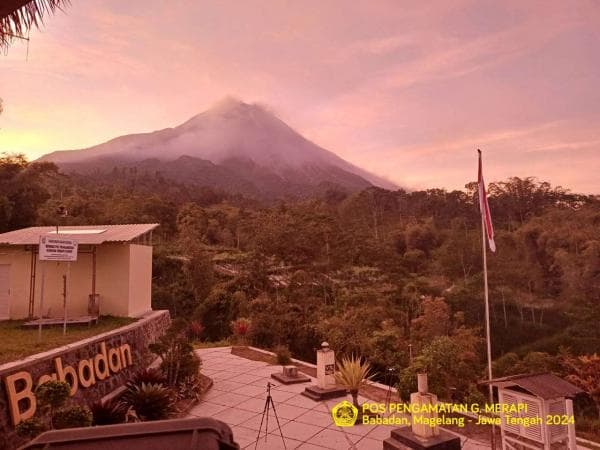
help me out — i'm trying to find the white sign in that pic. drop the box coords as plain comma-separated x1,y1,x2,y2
39,236,78,261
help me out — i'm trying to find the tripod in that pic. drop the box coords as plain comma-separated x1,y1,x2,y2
255,382,286,449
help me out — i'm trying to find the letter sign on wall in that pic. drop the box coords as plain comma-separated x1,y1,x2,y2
39,236,78,262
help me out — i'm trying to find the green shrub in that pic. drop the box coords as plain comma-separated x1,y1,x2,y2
274,345,292,365
576,415,600,435
35,380,71,426
90,399,128,425
123,382,175,421
15,417,47,439
149,319,201,386
35,381,71,411
177,375,202,401
187,321,204,340
53,406,93,429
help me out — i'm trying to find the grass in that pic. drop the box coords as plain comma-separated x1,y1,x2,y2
0,316,136,365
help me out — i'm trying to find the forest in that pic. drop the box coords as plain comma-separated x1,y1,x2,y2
1,153,599,428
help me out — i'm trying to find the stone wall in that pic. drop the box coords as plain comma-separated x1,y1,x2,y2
0,310,170,450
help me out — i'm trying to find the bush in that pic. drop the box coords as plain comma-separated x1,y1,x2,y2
15,417,47,439
53,406,93,429
149,319,201,386
274,345,292,365
576,416,600,435
90,399,128,425
36,380,71,426
123,382,175,421
177,375,202,401
35,381,71,411
187,321,204,340
231,318,251,345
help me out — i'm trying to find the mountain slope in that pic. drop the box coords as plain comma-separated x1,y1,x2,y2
40,98,397,197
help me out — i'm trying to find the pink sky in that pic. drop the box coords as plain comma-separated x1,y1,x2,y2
1,0,599,193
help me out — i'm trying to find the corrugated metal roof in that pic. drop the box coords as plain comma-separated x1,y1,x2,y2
483,373,583,399
0,224,159,245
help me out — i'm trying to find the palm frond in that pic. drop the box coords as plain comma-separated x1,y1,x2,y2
0,0,70,50
334,354,374,391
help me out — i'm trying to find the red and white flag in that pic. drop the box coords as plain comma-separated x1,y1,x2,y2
478,150,496,252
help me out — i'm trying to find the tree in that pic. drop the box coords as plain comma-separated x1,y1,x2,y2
399,332,482,401
176,203,208,251
562,353,600,418
411,297,451,349
0,153,58,231
186,250,214,302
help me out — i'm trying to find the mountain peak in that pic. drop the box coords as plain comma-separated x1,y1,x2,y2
39,99,398,191
211,96,249,112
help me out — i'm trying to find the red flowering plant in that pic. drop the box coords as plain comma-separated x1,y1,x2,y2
231,318,251,346
187,321,204,341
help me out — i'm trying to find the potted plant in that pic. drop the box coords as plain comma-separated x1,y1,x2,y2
335,355,374,416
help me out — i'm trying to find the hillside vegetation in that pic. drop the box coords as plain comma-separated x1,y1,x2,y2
1,153,599,425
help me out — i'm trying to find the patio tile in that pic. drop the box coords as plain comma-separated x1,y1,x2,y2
239,412,290,433
229,373,265,384
308,428,361,448
203,356,232,363
283,394,320,410
249,367,280,377
270,403,312,420
355,436,383,449
229,425,261,448
186,348,467,450
250,435,304,449
201,388,232,402
237,396,271,414
295,444,330,450
233,384,268,397
295,409,334,428
212,370,243,381
188,400,229,417
268,389,298,403
461,438,490,449
277,420,323,441
212,407,258,426
213,380,246,392
275,381,315,394
210,392,254,407
363,424,394,440
333,422,377,437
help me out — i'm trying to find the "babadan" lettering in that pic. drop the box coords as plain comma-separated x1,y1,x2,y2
3,341,133,426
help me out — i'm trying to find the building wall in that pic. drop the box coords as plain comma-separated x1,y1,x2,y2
0,248,30,319
0,310,170,450
0,243,152,320
34,252,97,319
127,244,153,317
95,244,131,317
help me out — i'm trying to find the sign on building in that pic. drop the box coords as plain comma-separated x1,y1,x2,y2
39,236,78,261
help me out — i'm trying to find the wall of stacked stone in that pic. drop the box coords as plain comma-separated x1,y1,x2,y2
0,310,170,450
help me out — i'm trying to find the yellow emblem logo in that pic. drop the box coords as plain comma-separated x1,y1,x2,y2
331,400,358,427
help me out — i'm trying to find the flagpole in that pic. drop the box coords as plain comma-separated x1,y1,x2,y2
479,150,496,449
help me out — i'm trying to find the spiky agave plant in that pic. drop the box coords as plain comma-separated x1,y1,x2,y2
334,355,374,410
122,382,175,421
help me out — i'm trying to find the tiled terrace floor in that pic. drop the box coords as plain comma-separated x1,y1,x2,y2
189,347,491,450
